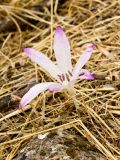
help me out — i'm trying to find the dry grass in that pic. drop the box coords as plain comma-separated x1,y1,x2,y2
0,0,120,159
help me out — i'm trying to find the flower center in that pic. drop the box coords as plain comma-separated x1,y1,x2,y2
57,70,72,85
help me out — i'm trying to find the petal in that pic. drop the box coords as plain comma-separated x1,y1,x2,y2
24,48,61,81
53,26,72,73
20,82,62,108
48,83,64,93
78,69,94,80
72,44,95,80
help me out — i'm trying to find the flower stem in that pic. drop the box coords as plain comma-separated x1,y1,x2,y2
67,88,79,110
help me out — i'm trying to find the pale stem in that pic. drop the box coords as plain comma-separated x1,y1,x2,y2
67,87,79,110
41,93,46,120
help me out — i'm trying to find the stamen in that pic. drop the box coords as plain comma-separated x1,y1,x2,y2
58,75,63,82
79,72,84,76
68,70,72,76
58,72,71,83
61,74,65,81
66,73,70,81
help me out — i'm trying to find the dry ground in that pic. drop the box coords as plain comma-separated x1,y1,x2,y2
0,0,120,159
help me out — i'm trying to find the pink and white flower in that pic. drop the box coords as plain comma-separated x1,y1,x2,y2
20,26,95,107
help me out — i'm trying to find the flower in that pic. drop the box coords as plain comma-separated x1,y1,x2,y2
20,26,95,107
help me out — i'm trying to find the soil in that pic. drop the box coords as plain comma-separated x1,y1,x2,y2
14,131,106,160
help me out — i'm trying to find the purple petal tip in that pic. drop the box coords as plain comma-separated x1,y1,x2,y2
88,44,96,50
23,48,33,56
56,26,64,33
19,103,23,109
79,69,95,81
23,48,29,53
87,74,95,80
85,71,95,80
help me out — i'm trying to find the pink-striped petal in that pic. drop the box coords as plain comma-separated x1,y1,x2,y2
72,44,95,80
24,48,61,81
78,69,94,80
53,26,72,73
19,82,62,108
